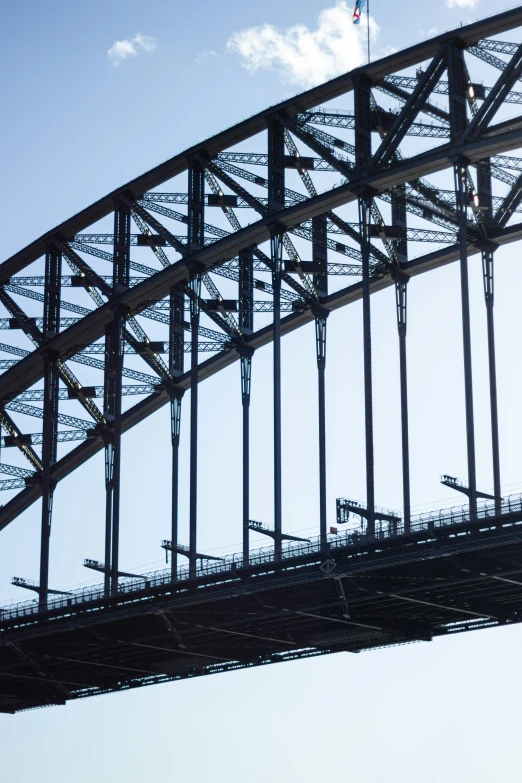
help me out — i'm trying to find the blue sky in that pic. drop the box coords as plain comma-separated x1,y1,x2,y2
2,1,522,781
0,0,493,256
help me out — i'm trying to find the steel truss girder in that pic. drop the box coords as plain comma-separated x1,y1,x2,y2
468,40,522,84
0,283,105,435
477,38,519,55
0,121,520,405
380,74,522,106
371,48,447,169
464,41,522,141
303,109,451,138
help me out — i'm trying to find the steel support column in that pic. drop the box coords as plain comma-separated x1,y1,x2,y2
449,41,477,518
170,395,182,580
39,243,61,612
315,316,328,549
313,214,328,549
392,186,411,532
360,200,375,537
454,161,477,518
268,118,285,562
104,200,130,596
241,355,252,567
312,216,328,298
188,160,205,579
189,278,201,580
447,41,468,146
169,285,185,582
271,231,283,562
354,75,375,537
482,247,501,511
479,160,501,511
395,275,411,532
239,247,254,567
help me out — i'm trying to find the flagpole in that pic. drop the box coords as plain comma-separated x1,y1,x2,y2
367,0,371,63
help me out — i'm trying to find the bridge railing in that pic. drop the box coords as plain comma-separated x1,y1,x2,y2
2,493,522,623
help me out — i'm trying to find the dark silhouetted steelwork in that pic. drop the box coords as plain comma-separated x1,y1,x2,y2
1,8,522,712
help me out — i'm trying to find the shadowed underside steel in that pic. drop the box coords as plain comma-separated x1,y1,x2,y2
2,498,522,713
1,8,522,712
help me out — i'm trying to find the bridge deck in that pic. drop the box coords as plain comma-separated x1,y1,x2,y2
2,496,522,713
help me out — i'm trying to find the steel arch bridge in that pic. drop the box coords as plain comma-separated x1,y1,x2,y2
2,7,522,713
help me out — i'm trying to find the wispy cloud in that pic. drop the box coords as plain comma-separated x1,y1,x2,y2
195,49,219,65
107,34,157,66
226,1,378,89
446,0,479,8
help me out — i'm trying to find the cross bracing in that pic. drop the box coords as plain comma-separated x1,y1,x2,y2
1,8,522,712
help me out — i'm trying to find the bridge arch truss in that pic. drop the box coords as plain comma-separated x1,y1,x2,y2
1,7,522,712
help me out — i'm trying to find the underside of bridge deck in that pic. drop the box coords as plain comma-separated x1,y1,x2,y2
2,502,522,713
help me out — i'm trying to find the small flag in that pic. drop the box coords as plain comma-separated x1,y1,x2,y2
353,0,367,24
330,527,338,535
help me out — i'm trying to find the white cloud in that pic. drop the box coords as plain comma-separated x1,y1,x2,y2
195,49,219,65
107,34,157,66
226,2,378,89
446,0,479,8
